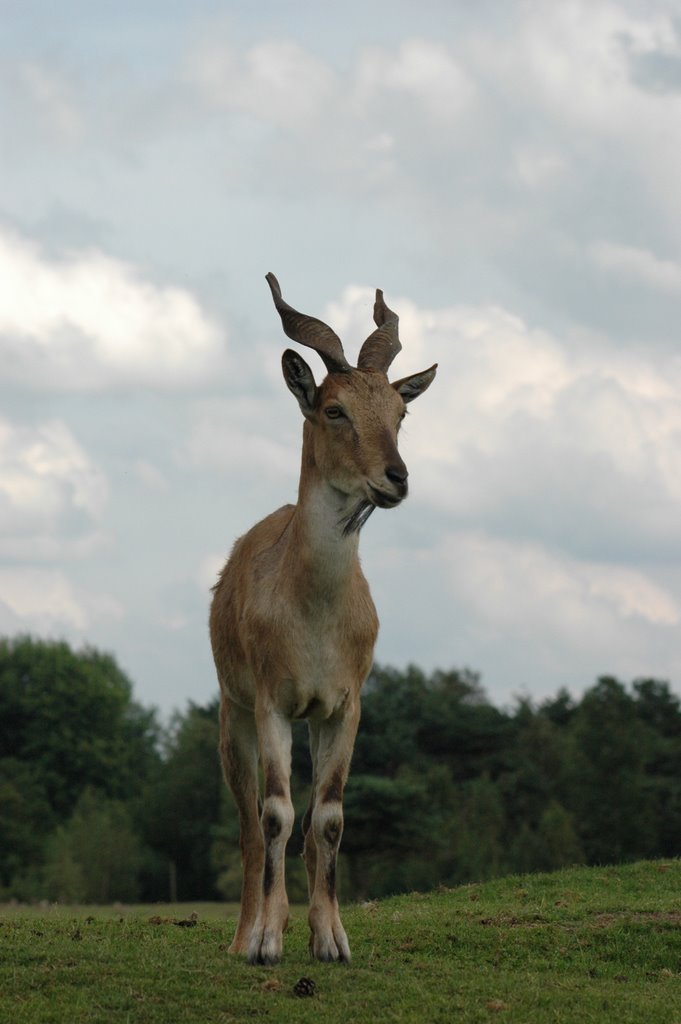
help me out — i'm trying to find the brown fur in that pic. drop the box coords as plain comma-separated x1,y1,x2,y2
209,282,436,965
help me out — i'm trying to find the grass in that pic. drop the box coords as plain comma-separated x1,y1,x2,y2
1,861,681,1023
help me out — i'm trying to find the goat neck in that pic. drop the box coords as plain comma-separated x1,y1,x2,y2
285,419,361,601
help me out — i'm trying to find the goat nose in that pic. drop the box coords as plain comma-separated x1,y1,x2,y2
386,463,409,485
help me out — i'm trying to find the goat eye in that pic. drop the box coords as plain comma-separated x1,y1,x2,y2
325,406,345,420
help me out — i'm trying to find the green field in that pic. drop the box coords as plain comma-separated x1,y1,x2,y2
2,861,680,1023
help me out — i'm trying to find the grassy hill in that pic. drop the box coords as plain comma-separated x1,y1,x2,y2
2,861,680,1023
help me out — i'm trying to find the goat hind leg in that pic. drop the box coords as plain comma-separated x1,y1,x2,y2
301,720,320,898
219,697,263,955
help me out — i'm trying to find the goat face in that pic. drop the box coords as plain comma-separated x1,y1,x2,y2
282,349,436,522
314,368,409,508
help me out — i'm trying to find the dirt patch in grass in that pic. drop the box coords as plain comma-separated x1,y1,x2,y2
590,911,681,928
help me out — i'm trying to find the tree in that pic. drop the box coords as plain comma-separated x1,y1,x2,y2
4,641,680,903
418,670,513,782
0,759,54,895
540,688,577,728
567,677,654,863
632,679,681,857
536,801,584,870
454,774,506,882
500,704,569,832
43,788,145,903
342,769,452,898
141,701,223,900
354,665,512,782
0,636,161,817
0,637,161,894
353,665,430,775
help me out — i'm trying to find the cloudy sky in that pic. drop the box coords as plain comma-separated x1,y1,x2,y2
2,0,681,715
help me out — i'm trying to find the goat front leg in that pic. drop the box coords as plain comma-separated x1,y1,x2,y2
306,699,360,963
248,703,294,966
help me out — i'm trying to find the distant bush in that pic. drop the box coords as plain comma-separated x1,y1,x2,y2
43,788,146,903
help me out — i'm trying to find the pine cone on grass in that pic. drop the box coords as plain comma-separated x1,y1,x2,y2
293,977,316,998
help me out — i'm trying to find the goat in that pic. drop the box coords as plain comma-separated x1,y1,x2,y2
209,273,437,964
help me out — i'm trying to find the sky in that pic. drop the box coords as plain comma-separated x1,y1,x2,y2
2,0,681,716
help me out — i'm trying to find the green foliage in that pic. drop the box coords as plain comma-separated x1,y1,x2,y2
455,774,506,881
536,800,584,869
42,788,145,903
2,633,681,904
510,800,584,875
568,677,655,862
0,637,161,899
342,769,452,897
354,665,510,780
0,758,54,892
140,702,223,901
344,668,681,895
210,788,243,902
0,636,161,816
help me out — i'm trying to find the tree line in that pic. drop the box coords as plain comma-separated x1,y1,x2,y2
1,636,680,904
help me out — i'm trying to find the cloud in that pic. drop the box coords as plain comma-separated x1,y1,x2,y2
189,34,475,129
2,2,680,713
185,31,477,201
589,241,681,293
353,38,476,123
0,411,115,672
187,38,336,125
323,285,430,367
513,146,566,188
366,520,681,705
324,287,681,561
422,528,681,698
0,228,227,391
183,397,299,480
196,552,224,593
478,1,680,129
469,1,681,231
0,568,124,632
17,62,83,143
0,417,108,560
133,460,170,493
444,531,680,632
183,277,681,707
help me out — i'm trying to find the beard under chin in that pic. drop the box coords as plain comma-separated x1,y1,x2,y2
339,498,375,537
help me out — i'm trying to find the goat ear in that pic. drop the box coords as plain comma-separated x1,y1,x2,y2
282,349,318,416
392,363,438,404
